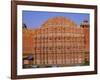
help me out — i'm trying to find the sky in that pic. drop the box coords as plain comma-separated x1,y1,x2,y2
22,10,90,29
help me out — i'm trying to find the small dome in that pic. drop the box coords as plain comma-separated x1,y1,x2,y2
80,20,89,28
42,16,77,28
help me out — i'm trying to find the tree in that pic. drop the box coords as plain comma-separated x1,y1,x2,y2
83,58,89,65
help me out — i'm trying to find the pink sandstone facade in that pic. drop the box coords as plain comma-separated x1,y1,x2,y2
23,17,89,68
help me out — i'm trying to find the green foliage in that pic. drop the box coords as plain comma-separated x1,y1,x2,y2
83,59,89,65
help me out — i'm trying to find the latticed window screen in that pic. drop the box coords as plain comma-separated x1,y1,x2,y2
23,17,90,68
32,27,86,67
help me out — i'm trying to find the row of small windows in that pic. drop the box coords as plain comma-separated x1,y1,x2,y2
34,41,85,44
35,28,84,33
33,56,85,60
34,40,85,43
35,53,85,56
37,27,83,31
31,58,84,65
23,53,87,66
36,31,84,34
33,46,85,50
34,36,84,41
45,24,68,27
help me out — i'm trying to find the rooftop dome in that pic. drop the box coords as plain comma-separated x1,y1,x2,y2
42,16,77,28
